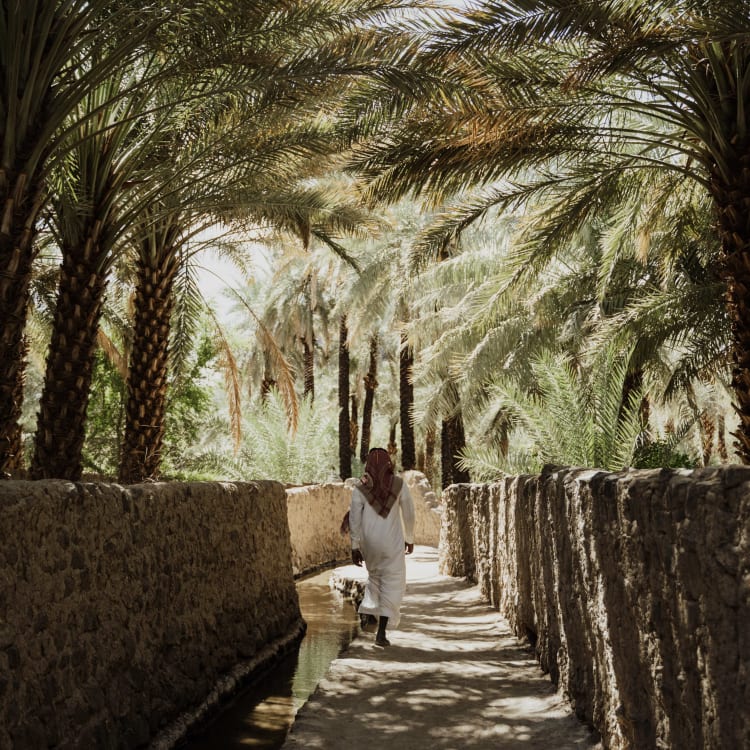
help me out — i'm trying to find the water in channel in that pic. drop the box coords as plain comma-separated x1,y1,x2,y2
182,568,358,749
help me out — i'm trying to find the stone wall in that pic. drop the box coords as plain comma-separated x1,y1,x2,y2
406,471,442,547
0,480,302,749
439,466,750,750
287,471,442,576
286,483,351,576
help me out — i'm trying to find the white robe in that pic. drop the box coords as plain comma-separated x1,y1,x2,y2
349,480,415,628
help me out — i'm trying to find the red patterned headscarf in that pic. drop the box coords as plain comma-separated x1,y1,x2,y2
359,448,401,518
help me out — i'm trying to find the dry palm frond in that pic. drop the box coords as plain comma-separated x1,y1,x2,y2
228,288,300,435
202,306,243,453
96,329,128,380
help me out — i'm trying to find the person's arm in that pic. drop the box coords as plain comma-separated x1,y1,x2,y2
349,487,365,565
399,481,416,554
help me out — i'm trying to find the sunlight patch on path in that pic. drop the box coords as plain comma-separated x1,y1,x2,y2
281,546,601,750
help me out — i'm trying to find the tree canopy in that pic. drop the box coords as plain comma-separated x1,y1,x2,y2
4,0,747,483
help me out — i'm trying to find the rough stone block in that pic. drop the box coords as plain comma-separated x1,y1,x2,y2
439,466,750,750
0,479,303,748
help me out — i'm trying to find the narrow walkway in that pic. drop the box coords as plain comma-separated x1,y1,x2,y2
282,546,601,750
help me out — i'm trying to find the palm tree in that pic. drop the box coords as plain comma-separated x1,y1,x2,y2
335,244,395,463
250,181,382,393
459,346,645,477
407,191,727,477
1,0,430,476
0,0,172,474
255,188,389,482
588,180,729,399
260,255,328,405
37,1,427,481
118,214,250,483
348,0,750,461
338,314,352,479
118,173,378,483
118,208,185,482
442,413,470,485
30,62,173,480
360,333,379,461
399,326,416,470
335,202,432,469
408,251,485,486
31,53,261,481
303,295,317,402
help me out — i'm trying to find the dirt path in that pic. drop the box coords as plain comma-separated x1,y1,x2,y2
281,546,601,750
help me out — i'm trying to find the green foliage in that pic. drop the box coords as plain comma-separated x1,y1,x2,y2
241,390,338,483
82,335,217,478
161,336,217,476
176,389,339,484
16,2,743,483
82,352,126,477
632,439,696,470
460,347,645,477
456,443,539,482
342,0,747,467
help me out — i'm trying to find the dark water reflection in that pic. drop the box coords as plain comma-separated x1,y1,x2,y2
182,569,358,749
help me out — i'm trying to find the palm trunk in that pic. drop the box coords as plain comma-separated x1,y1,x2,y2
622,367,650,432
717,414,729,462
387,421,398,461
699,411,714,466
339,315,352,479
359,334,378,462
261,354,276,401
30,232,108,479
440,419,452,489
338,315,351,479
0,175,45,475
499,415,510,459
399,329,416,471
424,425,436,488
350,394,358,458
261,381,276,401
710,144,750,461
118,249,179,484
302,336,314,402
441,410,470,488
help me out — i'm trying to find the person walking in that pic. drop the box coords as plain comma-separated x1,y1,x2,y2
349,447,415,647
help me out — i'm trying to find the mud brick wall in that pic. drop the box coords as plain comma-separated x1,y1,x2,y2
287,471,442,576
438,466,750,750
286,482,352,576
0,480,302,749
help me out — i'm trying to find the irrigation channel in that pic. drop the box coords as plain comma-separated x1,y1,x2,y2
181,569,359,749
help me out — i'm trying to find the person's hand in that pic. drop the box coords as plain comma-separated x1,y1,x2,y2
405,543,414,555
352,548,364,567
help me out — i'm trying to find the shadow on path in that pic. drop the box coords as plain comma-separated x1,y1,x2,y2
282,546,601,750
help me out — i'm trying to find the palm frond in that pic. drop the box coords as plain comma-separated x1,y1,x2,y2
96,329,128,381
169,255,205,381
228,288,299,434
201,306,243,453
